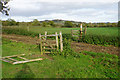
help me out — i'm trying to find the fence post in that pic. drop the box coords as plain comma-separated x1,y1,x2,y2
45,31,47,40
39,34,43,55
27,26,29,31
80,24,83,39
60,31,63,52
55,32,59,51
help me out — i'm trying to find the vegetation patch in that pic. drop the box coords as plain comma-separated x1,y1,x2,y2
2,38,118,78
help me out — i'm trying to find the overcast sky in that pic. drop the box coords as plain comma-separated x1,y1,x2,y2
1,0,119,22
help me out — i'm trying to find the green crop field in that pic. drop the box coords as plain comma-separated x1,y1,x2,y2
2,38,118,78
2,26,119,46
26,26,118,37
3,26,119,36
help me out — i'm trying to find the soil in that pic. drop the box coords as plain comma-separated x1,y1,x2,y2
71,42,119,55
2,34,119,55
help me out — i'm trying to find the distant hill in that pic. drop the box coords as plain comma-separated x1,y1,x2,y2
39,19,83,25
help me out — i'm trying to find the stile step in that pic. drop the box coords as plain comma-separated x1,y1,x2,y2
44,52,51,54
43,48,56,50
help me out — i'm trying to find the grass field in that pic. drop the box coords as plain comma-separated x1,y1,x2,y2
2,26,119,46
26,26,118,37
3,26,119,37
2,38,118,78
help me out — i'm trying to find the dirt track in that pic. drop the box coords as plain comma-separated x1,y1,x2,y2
2,34,119,55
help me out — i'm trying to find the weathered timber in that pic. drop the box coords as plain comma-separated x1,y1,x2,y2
43,48,56,50
55,32,59,51
60,31,63,52
1,54,25,58
7,57,18,62
1,58,13,64
17,56,28,60
39,34,43,55
13,58,43,64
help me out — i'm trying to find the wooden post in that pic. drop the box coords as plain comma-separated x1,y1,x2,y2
60,31,63,52
27,26,29,31
55,32,59,51
45,31,47,40
39,34,43,55
43,31,47,51
80,24,82,39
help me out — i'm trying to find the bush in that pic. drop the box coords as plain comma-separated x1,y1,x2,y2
2,27,38,37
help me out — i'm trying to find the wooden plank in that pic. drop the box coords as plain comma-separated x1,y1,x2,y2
43,43,56,46
43,48,56,50
1,58,13,64
13,58,43,64
17,56,28,60
41,34,57,37
1,54,25,58
51,44,56,46
43,41,54,48
44,52,51,54
7,57,18,62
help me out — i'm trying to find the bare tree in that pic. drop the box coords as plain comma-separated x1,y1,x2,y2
0,0,10,16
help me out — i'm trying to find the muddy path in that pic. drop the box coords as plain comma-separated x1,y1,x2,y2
2,34,119,55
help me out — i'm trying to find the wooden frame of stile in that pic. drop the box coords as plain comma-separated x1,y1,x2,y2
71,26,87,39
39,31,63,55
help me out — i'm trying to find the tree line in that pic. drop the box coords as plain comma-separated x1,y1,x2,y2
1,18,118,28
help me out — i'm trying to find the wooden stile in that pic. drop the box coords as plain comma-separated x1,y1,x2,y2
71,24,87,40
39,31,63,54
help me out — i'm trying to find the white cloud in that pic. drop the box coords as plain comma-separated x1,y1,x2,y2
1,0,118,22
18,0,119,3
